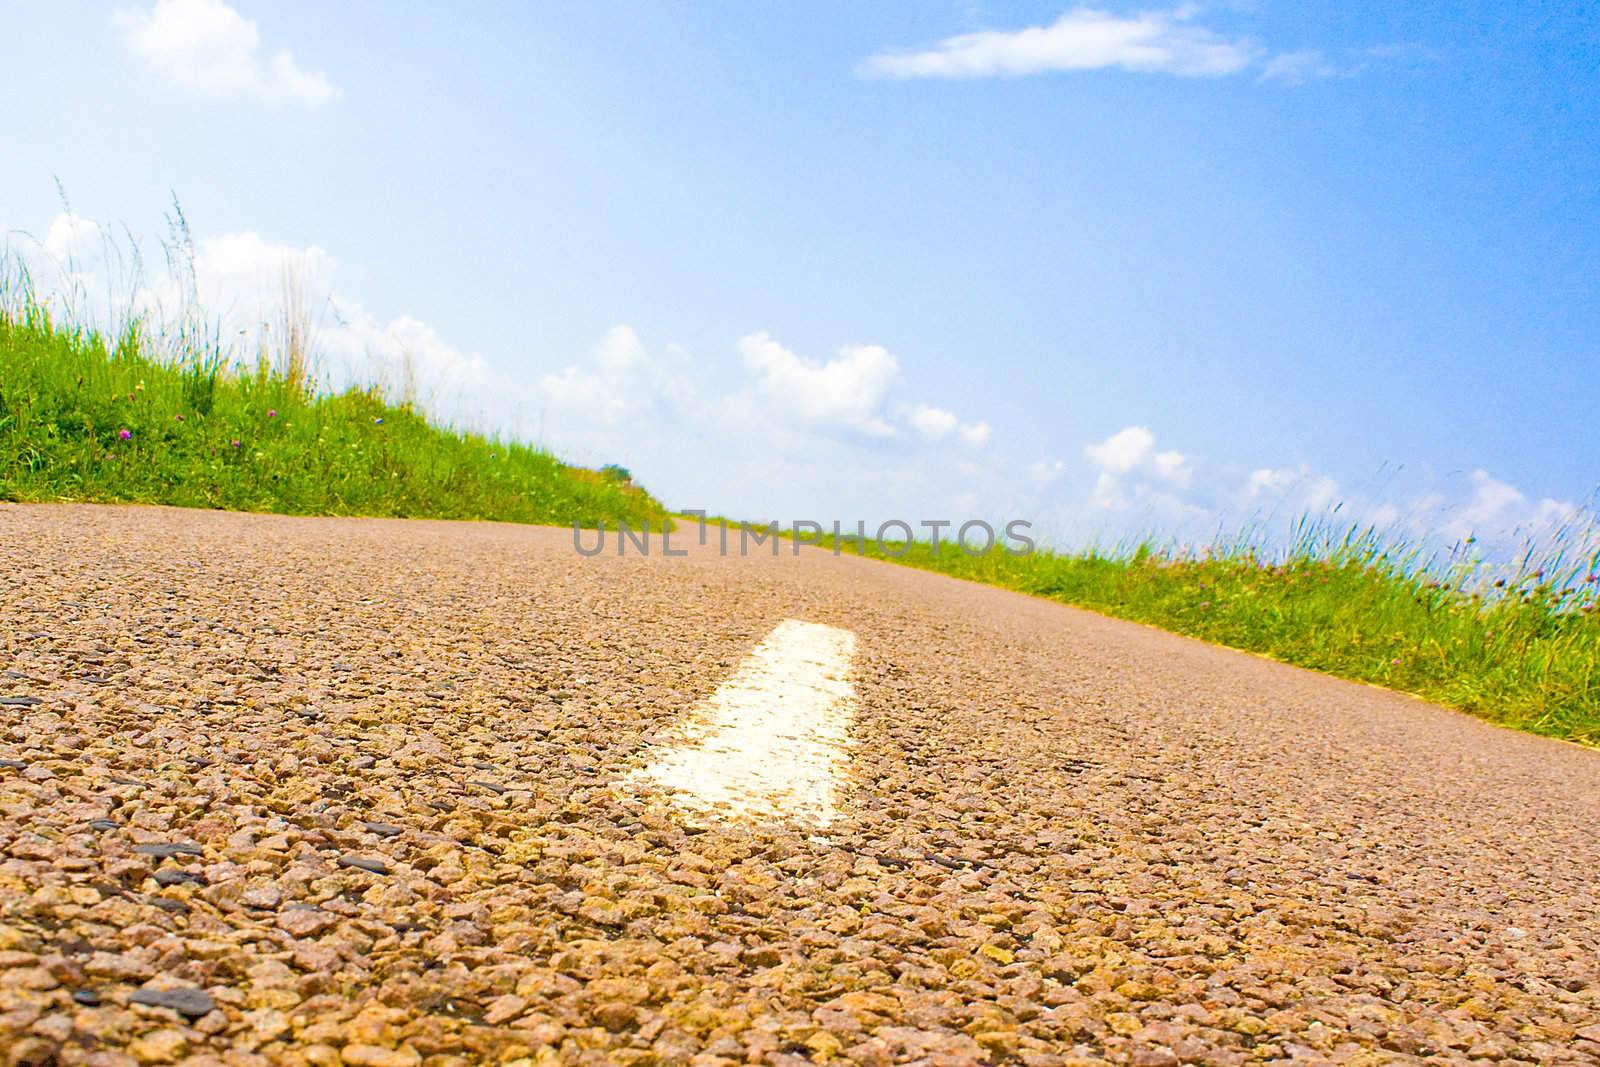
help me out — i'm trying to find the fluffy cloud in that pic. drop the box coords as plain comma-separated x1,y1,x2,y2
957,420,992,448
863,7,1375,87
737,332,900,436
1084,425,1154,473
905,404,991,448
1084,425,1190,485
42,214,103,262
1260,49,1342,86
1437,470,1578,544
536,325,687,429
1245,464,1341,512
861,6,1261,80
118,0,338,104
906,403,959,440
1029,458,1066,486
1079,426,1199,519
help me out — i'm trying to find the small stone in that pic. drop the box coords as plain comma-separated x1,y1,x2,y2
153,869,205,887
85,952,155,981
594,1001,637,1032
363,822,404,837
338,854,390,875
0,696,43,707
578,897,625,927
133,843,203,859
74,989,103,1006
979,944,1015,965
129,986,216,1019
278,908,338,938
340,1045,421,1067
128,1028,188,1064
484,994,529,1025
88,819,119,831
246,1007,291,1043
240,886,282,910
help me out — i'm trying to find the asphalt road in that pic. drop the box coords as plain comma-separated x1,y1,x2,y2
1,504,1597,1066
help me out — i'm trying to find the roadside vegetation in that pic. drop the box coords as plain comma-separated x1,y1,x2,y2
0,256,665,528
816,524,1600,745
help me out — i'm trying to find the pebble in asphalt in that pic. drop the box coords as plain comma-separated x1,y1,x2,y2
0,503,1597,1065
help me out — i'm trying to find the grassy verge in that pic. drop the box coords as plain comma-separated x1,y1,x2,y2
806,527,1600,744
0,305,665,528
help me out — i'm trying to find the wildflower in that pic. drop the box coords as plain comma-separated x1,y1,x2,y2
118,428,132,441
373,417,385,425
1199,601,1211,609
1391,658,1401,665
231,439,241,448
173,414,183,422
135,381,145,391
267,409,278,418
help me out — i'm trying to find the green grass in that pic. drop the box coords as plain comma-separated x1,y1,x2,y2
808,526,1600,745
0,302,666,529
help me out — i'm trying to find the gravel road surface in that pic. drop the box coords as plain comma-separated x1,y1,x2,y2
1,504,1597,1066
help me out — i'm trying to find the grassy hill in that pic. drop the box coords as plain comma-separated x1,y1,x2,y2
678,515,1599,745
814,527,1600,744
0,302,665,529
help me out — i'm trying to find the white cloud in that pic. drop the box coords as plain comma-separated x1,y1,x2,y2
1244,464,1340,512
903,405,990,447
1152,449,1192,488
737,332,900,436
906,403,959,440
1029,458,1066,486
118,0,338,104
1260,49,1341,85
1245,465,1295,496
1086,425,1193,480
537,325,681,428
321,302,485,401
42,214,103,261
1456,470,1525,527
1080,426,1204,520
862,6,1261,80
1437,470,1545,543
1084,424,1154,473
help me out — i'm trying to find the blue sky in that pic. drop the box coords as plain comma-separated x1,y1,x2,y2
3,2,1596,553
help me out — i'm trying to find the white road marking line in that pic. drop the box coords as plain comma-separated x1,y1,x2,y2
628,618,859,826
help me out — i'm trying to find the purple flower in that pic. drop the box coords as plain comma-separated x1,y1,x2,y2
231,439,242,449
118,428,132,441
267,409,277,418
373,417,384,425
173,414,183,422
